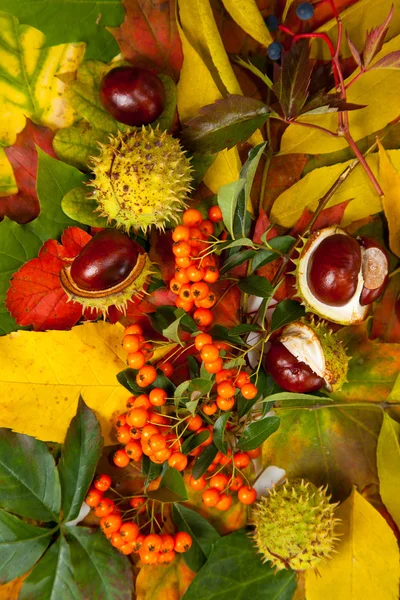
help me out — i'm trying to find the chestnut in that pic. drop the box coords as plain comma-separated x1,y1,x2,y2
358,237,389,306
265,341,325,393
307,234,361,307
100,66,165,126
70,229,141,292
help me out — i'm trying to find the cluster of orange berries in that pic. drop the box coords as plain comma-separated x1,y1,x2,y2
169,207,223,327
85,474,192,563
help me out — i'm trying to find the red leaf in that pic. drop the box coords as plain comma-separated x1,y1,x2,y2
290,200,351,236
110,0,183,81
370,272,400,343
0,120,56,224
211,281,241,328
149,229,175,282
6,227,90,331
253,208,279,244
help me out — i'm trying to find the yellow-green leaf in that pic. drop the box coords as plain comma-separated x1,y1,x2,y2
305,488,400,600
0,12,85,147
177,24,241,192
280,35,400,155
311,0,400,60
0,148,17,196
220,0,272,47
377,413,400,529
0,322,130,445
270,149,400,228
378,141,400,257
136,555,195,600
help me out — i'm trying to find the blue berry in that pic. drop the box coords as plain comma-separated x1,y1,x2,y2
267,42,282,61
296,2,315,20
265,14,279,33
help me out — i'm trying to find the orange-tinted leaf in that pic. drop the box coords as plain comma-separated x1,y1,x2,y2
263,154,309,214
110,0,183,80
0,120,56,224
6,227,91,331
370,273,400,344
290,199,351,236
212,280,241,327
136,555,195,600
149,229,175,282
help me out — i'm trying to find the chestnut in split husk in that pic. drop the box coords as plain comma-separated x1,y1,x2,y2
266,341,325,393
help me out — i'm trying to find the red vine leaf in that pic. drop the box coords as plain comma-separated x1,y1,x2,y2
6,227,90,331
0,120,56,224
110,0,183,81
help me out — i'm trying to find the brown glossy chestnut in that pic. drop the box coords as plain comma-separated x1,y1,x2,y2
265,341,325,393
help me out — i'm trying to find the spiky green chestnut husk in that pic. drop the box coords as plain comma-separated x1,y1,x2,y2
90,127,193,232
60,254,155,316
252,480,339,571
279,318,349,392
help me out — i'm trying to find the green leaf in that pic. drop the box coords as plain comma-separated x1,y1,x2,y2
237,416,281,451
218,178,246,238
192,444,219,479
58,399,103,523
189,153,217,186
0,151,84,334
237,368,269,419
238,275,273,298
66,526,133,600
62,185,108,228
182,530,297,600
181,95,270,154
267,235,295,254
377,413,400,528
172,504,220,572
213,412,231,454
0,510,53,584
189,378,214,396
220,237,256,251
117,368,175,396
241,143,267,209
0,429,61,522
162,309,196,344
154,75,177,132
181,431,210,455
251,249,278,271
270,300,305,333
229,324,260,336
147,467,188,503
220,249,256,275
53,123,109,171
144,461,164,487
19,534,81,600
1,0,123,61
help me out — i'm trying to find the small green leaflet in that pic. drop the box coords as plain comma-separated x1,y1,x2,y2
213,412,231,454
192,444,219,479
147,467,188,503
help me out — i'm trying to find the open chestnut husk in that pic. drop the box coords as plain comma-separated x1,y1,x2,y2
296,226,389,325
60,229,153,314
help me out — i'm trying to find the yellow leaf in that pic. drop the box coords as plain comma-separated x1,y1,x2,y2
270,149,400,228
311,0,400,60
0,12,85,147
377,413,400,529
280,35,400,155
282,0,295,22
378,141,400,257
0,148,17,196
0,322,130,445
305,488,400,600
220,0,273,47
136,555,195,600
177,23,241,192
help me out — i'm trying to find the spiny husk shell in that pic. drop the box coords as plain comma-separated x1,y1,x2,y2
279,318,349,392
60,253,155,316
252,479,339,571
90,127,193,232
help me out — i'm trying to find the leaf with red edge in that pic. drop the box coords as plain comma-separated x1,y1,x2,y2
371,51,400,70
110,0,183,81
0,120,56,224
370,272,400,344
290,200,351,236
362,5,394,68
6,227,91,331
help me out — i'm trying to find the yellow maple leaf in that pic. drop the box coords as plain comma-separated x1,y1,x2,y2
377,413,400,529
305,488,400,600
270,149,400,228
220,0,272,47
0,322,130,445
378,141,400,257
280,35,400,155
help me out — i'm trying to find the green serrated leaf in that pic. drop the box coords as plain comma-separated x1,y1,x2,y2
172,504,220,572
66,526,132,600
182,530,297,600
0,429,61,522
213,412,231,455
19,534,81,600
238,275,273,298
147,467,188,503
237,416,281,451
0,510,53,584
192,444,219,479
59,399,103,523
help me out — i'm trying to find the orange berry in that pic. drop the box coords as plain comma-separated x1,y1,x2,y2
202,401,217,416
208,205,223,222
175,266,190,283
215,493,232,511
136,365,157,388
207,463,217,473
158,550,176,564
132,534,145,552
195,292,217,308
124,324,143,336
127,407,148,428
94,474,112,492
113,449,130,468
215,369,233,384
154,447,172,462
120,542,136,555
204,358,224,374
127,350,146,369
129,497,146,513
190,281,209,301
170,278,181,294
203,266,219,284
214,341,229,351
146,476,161,492
238,485,257,505
168,452,188,471
115,412,127,428
219,448,232,466
139,549,159,564
157,361,174,377
217,381,236,399
178,283,192,301
187,414,203,431
129,426,142,440
246,447,261,459
141,424,160,440
120,521,139,542
202,488,220,507
149,388,168,407
175,256,192,268
186,265,205,282
229,474,243,491
125,440,143,461
174,531,192,553
100,513,122,534
188,227,206,249
126,397,136,409
199,219,214,236
216,396,235,411
193,308,213,327
148,411,169,425
141,342,154,360
111,532,125,548
131,394,152,410
160,534,175,553
234,371,251,388
123,334,141,353
143,533,162,553
233,452,250,469
149,434,167,452
94,498,115,517
189,475,207,490
172,225,190,242
183,208,203,228
200,255,216,268
210,473,229,491
195,333,213,351
241,383,258,400
200,343,219,362
175,297,194,312
85,488,103,507
116,424,132,445
172,240,191,258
